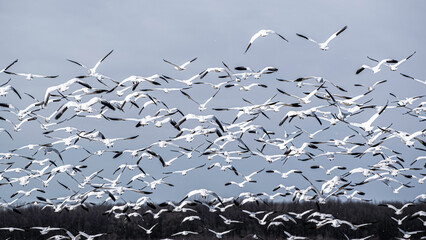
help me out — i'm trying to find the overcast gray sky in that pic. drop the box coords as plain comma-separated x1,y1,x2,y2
0,0,425,204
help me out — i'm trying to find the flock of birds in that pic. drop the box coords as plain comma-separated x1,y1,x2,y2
0,25,425,239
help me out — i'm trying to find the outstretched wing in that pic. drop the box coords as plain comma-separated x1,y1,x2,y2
324,25,347,45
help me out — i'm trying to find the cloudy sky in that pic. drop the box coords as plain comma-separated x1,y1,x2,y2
0,0,425,203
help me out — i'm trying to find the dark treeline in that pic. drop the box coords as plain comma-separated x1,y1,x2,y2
1,200,425,239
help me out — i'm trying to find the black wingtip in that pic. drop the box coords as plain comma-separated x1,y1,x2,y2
296,33,309,40
336,25,348,36
356,67,364,75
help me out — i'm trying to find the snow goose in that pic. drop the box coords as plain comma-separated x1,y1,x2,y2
296,25,347,50
245,29,288,53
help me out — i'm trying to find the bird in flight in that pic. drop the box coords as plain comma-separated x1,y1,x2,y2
296,25,347,50
245,29,288,53
163,57,197,71
356,58,398,74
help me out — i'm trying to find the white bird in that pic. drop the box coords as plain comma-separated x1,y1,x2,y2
161,74,199,87
143,209,169,219
369,51,416,71
137,223,158,235
272,213,297,223
4,71,58,81
397,227,424,239
180,188,222,204
10,188,46,199
175,113,224,132
295,126,330,139
354,79,388,91
91,135,139,148
171,230,199,237
225,180,254,188
412,210,426,219
208,228,234,239
401,73,426,86
233,65,279,79
54,97,115,120
277,82,324,104
253,211,275,225
143,176,174,190
114,75,162,93
78,232,107,240
0,83,21,99
378,202,414,215
31,226,63,235
349,103,387,132
193,80,232,89
163,163,205,176
266,169,302,178
272,184,299,193
163,57,197,71
0,128,13,140
338,191,370,201
181,215,202,224
296,25,347,50
180,88,220,111
241,210,267,219
0,59,18,74
414,194,426,202
384,128,426,147
0,227,25,232
390,92,424,108
343,233,374,240
199,67,229,79
288,209,314,219
225,83,268,91
245,29,288,53
310,165,347,175
64,230,81,240
43,76,92,107
333,90,372,107
241,168,264,182
356,58,398,74
391,216,408,225
67,50,115,85
283,230,308,240
219,214,242,225
316,218,369,230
